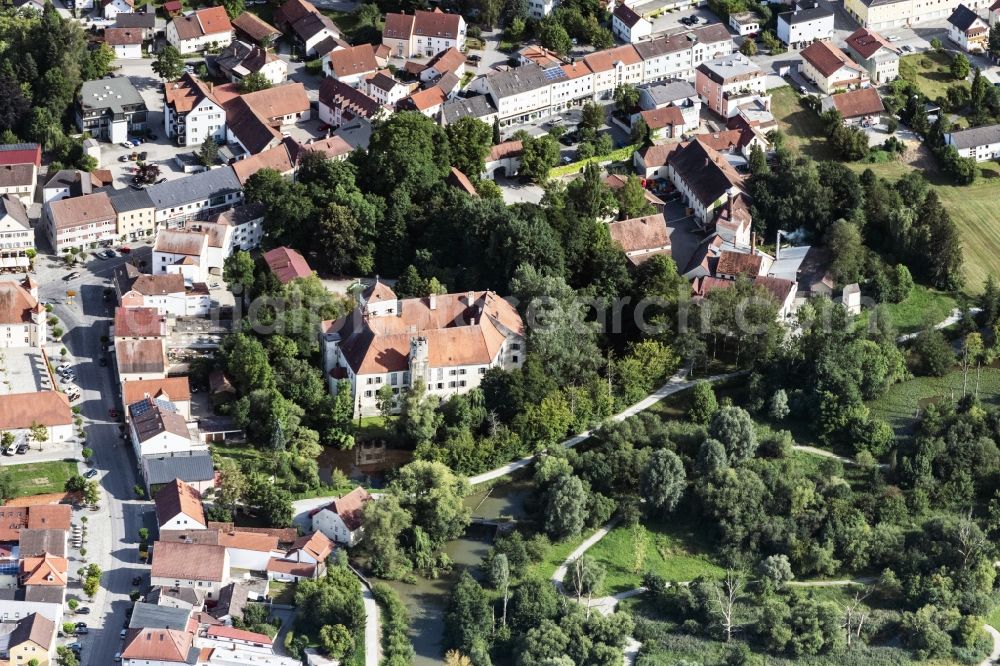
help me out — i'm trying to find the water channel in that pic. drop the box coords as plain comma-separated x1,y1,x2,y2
385,475,534,665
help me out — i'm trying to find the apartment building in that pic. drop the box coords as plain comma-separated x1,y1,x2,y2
446,24,733,125
845,0,988,30
146,166,243,227
777,2,835,47
695,54,768,118
43,191,117,252
843,27,900,83
382,9,466,58
164,74,227,147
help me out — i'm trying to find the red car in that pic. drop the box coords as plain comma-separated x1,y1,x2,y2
118,247,131,254
108,409,119,418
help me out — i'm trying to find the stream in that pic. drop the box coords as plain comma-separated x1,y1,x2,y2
385,476,534,665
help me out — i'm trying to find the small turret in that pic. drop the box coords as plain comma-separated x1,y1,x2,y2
409,336,429,387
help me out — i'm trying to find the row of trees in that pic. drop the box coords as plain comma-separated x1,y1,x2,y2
0,6,113,169
748,138,964,291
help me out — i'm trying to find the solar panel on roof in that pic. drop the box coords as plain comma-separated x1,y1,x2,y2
543,67,565,80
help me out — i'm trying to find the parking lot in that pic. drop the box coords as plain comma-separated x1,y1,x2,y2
97,55,328,189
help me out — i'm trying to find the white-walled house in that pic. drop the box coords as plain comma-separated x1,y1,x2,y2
310,487,372,545
612,4,652,43
799,40,869,94
114,264,212,317
128,397,205,461
0,195,33,271
382,9,466,59
728,12,760,35
946,123,1000,161
948,4,989,51
153,228,210,283
163,74,227,148
777,2,835,47
154,479,208,531
102,0,133,20
0,277,44,348
0,392,73,448
166,6,233,54
150,541,229,598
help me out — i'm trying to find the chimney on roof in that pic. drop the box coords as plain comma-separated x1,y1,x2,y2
751,232,756,254
208,81,213,93
429,293,436,310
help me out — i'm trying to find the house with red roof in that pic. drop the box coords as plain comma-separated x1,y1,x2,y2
382,9,466,59
263,247,312,284
166,6,233,54
310,487,372,545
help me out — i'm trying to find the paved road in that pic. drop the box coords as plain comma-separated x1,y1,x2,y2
36,249,149,666
361,584,380,666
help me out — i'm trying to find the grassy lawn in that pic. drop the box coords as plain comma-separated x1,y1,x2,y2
526,536,584,582
268,580,297,605
856,285,958,335
5,461,77,498
934,164,1000,292
870,367,1000,434
899,51,967,102
211,440,267,466
586,519,725,594
770,86,834,161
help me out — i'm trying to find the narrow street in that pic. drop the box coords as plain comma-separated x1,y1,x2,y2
36,251,152,666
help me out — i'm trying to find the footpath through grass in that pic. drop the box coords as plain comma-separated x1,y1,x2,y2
586,518,725,594
5,461,77,498
856,285,958,335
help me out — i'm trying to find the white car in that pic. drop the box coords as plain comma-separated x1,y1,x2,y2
56,364,71,372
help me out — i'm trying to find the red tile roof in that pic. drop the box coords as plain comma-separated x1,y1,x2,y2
263,246,312,284
266,558,315,578
115,306,166,338
844,27,894,59
206,625,273,646
827,87,885,118
318,487,371,531
0,392,72,431
154,480,206,528
123,377,192,405
26,505,71,531
800,40,864,78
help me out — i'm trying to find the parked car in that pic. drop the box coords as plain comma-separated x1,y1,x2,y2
131,575,143,585
138,151,147,160
109,408,119,418
120,629,127,639
84,468,98,479
466,53,482,62
75,608,90,615
63,272,80,281
99,357,108,367
119,142,132,149
118,155,130,163
119,246,132,253
129,137,144,146
75,627,88,635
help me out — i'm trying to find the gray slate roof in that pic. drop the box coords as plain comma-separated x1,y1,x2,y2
0,195,29,228
779,4,834,24
145,452,215,486
129,602,192,631
948,123,1000,149
108,186,155,213
949,4,983,30
484,63,551,100
441,94,497,124
79,78,146,115
641,80,697,107
19,529,66,558
146,167,241,210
